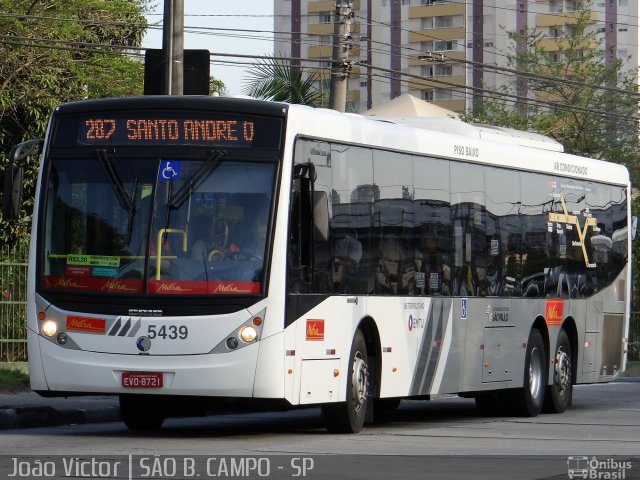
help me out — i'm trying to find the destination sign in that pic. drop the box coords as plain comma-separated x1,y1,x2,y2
51,112,281,149
80,117,256,146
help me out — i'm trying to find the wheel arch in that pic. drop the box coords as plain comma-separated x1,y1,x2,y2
357,315,381,397
561,316,579,385
531,315,550,361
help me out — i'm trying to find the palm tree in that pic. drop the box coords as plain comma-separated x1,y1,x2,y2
242,57,327,106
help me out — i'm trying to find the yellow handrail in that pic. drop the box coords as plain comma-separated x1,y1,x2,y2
155,229,187,280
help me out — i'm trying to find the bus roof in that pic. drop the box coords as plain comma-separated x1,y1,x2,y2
368,116,565,153
285,103,630,187
48,96,629,187
53,95,289,118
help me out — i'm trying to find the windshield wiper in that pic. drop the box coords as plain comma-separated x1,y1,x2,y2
97,149,139,245
168,150,226,209
126,176,140,245
97,149,134,213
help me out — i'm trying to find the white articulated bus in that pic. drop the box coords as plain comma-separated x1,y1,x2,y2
2,96,632,432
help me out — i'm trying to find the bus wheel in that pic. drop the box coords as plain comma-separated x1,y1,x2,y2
322,329,369,433
119,395,165,431
543,329,573,413
511,328,547,417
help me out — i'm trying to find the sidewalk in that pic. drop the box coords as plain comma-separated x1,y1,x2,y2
0,391,120,430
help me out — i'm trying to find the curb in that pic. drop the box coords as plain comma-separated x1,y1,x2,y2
614,376,640,383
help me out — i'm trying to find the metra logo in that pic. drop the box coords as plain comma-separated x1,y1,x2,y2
408,314,426,331
548,194,597,268
55,278,89,289
213,283,241,293
101,280,138,292
156,282,191,293
66,316,106,334
545,300,564,326
306,319,325,341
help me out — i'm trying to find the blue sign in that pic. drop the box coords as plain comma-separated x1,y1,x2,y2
461,298,467,320
159,160,182,181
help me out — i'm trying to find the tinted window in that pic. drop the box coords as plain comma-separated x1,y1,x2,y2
450,162,485,296
289,139,627,300
373,150,414,294
331,145,374,294
520,173,554,298
485,167,521,296
413,156,451,296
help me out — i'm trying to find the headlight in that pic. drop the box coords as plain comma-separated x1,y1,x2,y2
210,309,266,354
41,320,58,337
239,326,258,343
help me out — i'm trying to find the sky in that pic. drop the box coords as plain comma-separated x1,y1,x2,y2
143,1,275,95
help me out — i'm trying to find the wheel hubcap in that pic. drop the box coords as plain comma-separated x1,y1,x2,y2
351,352,368,413
529,346,542,399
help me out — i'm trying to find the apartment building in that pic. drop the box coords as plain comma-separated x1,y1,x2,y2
274,0,640,113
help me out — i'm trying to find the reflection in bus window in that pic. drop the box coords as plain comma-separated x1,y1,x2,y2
289,138,628,301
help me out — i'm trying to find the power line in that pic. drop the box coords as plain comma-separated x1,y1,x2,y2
355,14,640,98
358,60,640,125
5,7,637,100
4,31,635,126
2,15,639,123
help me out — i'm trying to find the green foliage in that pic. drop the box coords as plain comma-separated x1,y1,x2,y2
0,366,30,392
209,77,228,96
0,0,150,247
465,8,640,171
242,56,327,107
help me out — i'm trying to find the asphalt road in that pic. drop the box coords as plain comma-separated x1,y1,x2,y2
0,379,638,479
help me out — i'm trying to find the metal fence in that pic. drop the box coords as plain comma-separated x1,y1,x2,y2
0,244,28,362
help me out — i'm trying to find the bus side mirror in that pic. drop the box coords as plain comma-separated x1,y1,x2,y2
2,139,42,220
2,164,24,220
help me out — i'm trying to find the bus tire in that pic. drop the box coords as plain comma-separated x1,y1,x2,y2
543,328,573,413
321,329,369,433
511,328,547,417
119,395,165,431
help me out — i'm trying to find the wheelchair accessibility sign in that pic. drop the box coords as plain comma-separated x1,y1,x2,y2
159,160,182,181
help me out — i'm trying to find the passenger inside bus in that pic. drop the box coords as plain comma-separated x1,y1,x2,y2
247,218,268,259
189,216,229,262
334,230,363,292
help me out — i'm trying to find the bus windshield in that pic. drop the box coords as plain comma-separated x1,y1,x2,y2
40,151,276,296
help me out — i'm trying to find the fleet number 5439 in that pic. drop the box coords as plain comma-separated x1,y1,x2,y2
147,324,188,340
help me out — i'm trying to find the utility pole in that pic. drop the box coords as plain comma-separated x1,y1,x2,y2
162,0,184,95
328,1,354,112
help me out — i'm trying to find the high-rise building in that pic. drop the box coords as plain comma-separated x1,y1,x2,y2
274,0,639,113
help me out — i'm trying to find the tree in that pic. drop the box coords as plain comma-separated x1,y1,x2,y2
210,77,227,96
466,8,640,174
0,0,150,246
242,57,327,107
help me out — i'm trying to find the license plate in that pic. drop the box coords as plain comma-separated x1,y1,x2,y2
122,372,163,388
